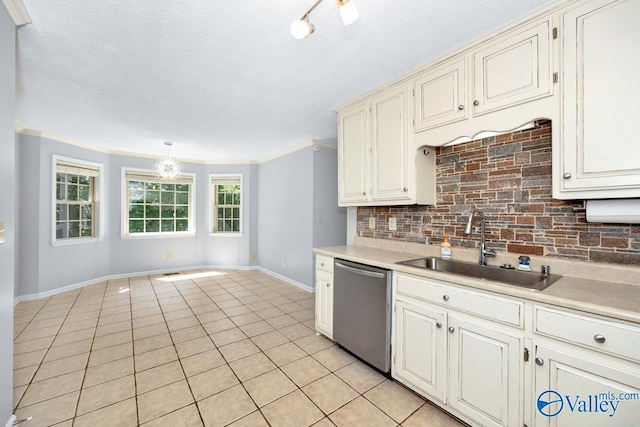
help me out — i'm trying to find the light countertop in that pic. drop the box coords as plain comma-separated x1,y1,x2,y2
315,243,640,325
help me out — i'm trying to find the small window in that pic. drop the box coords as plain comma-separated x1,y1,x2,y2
210,175,242,234
123,169,195,236
54,157,102,243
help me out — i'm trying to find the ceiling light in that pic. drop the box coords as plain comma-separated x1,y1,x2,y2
291,0,358,40
153,142,183,182
291,18,314,40
338,0,359,26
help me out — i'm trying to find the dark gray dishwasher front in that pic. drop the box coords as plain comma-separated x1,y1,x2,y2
332,258,391,374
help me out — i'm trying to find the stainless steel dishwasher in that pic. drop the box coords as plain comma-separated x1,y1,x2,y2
333,258,391,374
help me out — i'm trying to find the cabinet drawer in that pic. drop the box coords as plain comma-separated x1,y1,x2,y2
534,305,640,362
396,273,523,328
316,255,334,274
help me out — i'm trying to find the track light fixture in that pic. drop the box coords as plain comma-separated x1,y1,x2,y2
291,0,359,40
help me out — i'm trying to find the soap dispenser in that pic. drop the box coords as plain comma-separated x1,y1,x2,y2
440,236,452,260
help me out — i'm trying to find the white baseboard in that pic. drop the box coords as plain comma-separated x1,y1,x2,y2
5,414,15,427
13,263,313,303
257,267,313,293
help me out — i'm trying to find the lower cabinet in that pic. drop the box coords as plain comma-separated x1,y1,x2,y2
392,273,524,427
532,345,640,426
315,255,334,339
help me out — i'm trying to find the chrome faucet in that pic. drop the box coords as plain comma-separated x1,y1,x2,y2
464,209,496,266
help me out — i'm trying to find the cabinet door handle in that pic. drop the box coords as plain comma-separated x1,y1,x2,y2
362,191,366,196
403,187,408,192
563,172,572,179
594,334,606,344
448,326,455,333
443,295,450,301
535,357,544,366
436,322,442,329
458,105,464,110
473,100,479,106
320,263,325,267
326,282,330,287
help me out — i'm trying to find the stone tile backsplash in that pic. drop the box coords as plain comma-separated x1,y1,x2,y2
357,121,640,266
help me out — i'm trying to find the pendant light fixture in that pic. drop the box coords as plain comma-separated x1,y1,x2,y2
291,0,358,40
153,141,183,182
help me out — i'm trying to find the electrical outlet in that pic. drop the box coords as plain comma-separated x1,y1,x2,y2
369,217,376,229
0,221,4,244
251,253,257,260
166,252,173,260
389,217,397,231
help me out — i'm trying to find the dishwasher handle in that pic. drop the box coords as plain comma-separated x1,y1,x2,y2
335,261,386,279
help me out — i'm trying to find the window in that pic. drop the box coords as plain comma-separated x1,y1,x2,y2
123,169,195,236
210,174,242,234
53,156,103,244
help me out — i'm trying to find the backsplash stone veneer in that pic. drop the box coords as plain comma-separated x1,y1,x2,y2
357,121,640,266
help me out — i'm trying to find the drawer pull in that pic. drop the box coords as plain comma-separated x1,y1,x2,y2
436,322,442,329
326,283,330,287
448,326,455,333
594,334,606,344
535,357,544,366
443,295,450,301
321,263,325,267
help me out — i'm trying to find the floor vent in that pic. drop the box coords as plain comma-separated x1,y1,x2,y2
162,272,180,276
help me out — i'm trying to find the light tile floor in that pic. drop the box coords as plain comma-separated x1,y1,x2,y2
13,269,467,426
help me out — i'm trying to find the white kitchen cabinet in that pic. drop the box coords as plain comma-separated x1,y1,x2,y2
337,101,369,205
532,345,640,426
315,255,334,339
555,0,640,199
448,315,523,427
412,17,553,143
413,58,468,132
531,304,640,426
392,272,525,427
393,299,447,402
337,83,435,207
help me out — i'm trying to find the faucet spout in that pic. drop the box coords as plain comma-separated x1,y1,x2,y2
464,209,495,265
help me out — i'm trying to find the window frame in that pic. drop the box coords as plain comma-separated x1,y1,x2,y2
209,173,243,237
51,155,104,246
121,167,196,239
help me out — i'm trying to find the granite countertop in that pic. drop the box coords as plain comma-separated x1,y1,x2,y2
314,244,640,325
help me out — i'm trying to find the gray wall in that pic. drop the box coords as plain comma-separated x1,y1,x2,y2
16,135,259,297
258,144,346,288
258,147,315,286
0,6,15,422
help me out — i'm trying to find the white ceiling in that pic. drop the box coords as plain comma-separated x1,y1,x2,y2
14,0,554,162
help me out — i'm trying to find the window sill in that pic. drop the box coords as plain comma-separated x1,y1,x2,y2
121,232,196,240
209,232,243,238
51,237,102,247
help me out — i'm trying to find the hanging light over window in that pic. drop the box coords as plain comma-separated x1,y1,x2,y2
153,142,183,182
290,0,358,40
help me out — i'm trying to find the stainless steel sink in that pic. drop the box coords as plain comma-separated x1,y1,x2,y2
396,257,561,291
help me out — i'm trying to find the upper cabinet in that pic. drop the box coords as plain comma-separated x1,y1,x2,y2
554,0,640,199
412,17,556,148
338,83,435,207
472,20,552,116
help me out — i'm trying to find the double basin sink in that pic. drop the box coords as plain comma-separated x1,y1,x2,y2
396,257,561,291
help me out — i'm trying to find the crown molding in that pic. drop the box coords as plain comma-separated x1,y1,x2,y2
2,0,31,26
14,122,334,166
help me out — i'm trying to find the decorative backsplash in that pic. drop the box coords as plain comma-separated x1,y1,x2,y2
357,121,640,266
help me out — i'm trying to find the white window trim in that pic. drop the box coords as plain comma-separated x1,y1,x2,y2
209,173,243,237
51,155,105,246
121,167,197,239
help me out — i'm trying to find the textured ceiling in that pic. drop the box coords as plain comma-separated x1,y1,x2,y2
15,0,554,162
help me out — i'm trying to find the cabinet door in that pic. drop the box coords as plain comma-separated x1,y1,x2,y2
473,19,552,116
448,316,523,427
533,345,640,426
393,300,447,402
413,58,468,131
559,0,640,195
338,102,369,205
315,271,333,339
370,84,412,202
